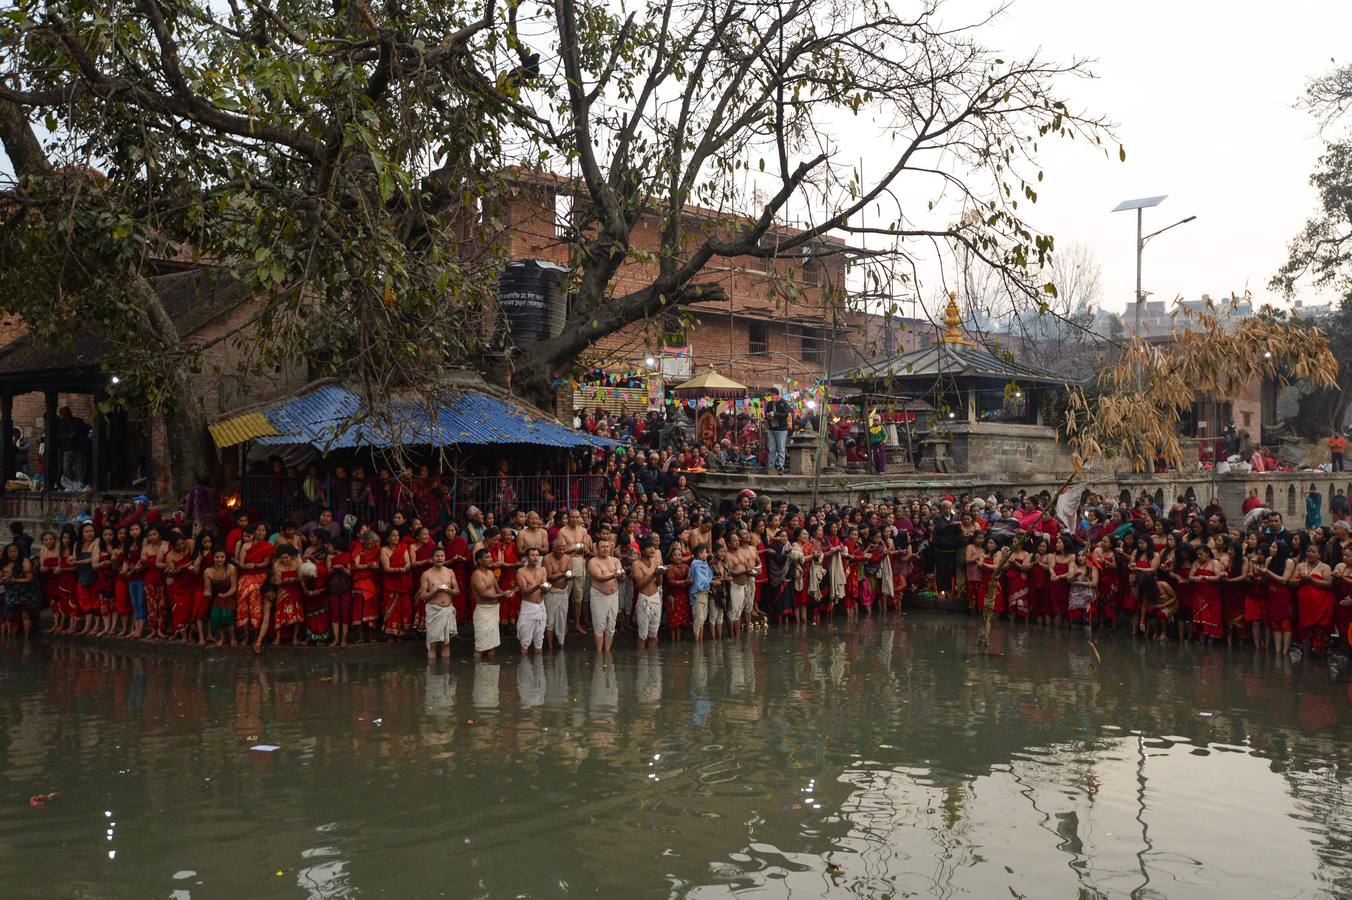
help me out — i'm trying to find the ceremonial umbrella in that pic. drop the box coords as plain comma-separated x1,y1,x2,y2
672,368,748,401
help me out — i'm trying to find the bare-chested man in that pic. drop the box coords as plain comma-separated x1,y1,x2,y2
586,539,623,653
543,537,572,650
559,509,593,635
726,532,753,637
469,548,516,660
416,547,460,660
630,536,665,649
516,511,550,559
515,546,548,654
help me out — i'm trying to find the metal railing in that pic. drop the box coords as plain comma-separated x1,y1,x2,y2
238,474,616,530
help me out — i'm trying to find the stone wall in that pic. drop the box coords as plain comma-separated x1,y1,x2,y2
940,422,1074,476
692,468,1350,525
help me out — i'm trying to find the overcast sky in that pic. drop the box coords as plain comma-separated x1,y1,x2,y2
976,0,1352,314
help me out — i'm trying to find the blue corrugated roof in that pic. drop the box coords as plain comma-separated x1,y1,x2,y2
251,384,614,450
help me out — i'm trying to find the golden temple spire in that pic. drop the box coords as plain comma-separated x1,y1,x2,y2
940,292,975,346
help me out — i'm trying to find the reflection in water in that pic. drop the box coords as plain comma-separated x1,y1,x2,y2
1,615,1351,898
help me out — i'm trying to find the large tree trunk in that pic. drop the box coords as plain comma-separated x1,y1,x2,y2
134,277,219,500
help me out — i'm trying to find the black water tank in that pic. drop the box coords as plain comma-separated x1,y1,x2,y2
498,260,568,345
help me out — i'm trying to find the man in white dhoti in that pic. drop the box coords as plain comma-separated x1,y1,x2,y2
515,546,547,654
417,547,460,660
470,548,515,659
543,538,572,650
586,540,623,653
630,536,664,649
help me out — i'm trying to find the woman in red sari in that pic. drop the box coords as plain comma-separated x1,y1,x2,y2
411,526,437,632
110,526,131,637
842,527,862,620
39,531,66,634
488,529,519,625
664,543,692,640
1263,540,1296,658
270,544,305,645
190,533,215,646
380,527,413,638
1048,535,1073,626
977,537,1006,614
141,524,168,640
1294,543,1334,658
1028,538,1053,625
442,522,471,624
164,531,198,642
1238,533,1267,649
1333,544,1352,650
300,547,331,644
235,522,275,648
1188,543,1225,643
351,530,382,641
1093,538,1120,628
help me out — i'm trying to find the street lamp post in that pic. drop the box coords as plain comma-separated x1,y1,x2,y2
1112,195,1196,337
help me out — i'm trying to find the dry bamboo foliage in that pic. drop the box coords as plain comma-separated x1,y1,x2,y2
980,299,1338,652
1063,299,1337,474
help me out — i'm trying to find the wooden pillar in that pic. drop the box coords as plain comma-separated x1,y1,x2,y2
966,387,977,423
0,393,11,483
43,390,57,494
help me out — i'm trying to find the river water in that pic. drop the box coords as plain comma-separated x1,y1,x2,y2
2,615,1350,898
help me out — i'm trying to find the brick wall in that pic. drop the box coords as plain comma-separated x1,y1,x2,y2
498,182,923,391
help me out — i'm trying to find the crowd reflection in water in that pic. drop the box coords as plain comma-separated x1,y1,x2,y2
3,613,1351,896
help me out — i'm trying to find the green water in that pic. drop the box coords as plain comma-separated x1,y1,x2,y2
2,616,1350,898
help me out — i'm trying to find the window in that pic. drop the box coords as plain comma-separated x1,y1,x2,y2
554,193,573,238
748,321,769,357
800,328,823,364
1242,410,1252,428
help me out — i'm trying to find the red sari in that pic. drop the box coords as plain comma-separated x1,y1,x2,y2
1243,571,1265,624
302,562,331,640
411,539,437,631
1296,571,1334,642
1005,558,1029,618
1265,576,1294,633
1028,558,1052,618
443,535,471,622
142,545,166,633
352,546,382,627
273,566,304,631
1191,566,1224,639
382,543,413,636
843,540,860,610
490,541,519,624
665,563,691,629
167,552,197,632
237,541,275,630
112,549,131,617
1049,561,1070,619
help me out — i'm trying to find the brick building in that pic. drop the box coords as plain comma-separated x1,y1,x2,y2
0,262,308,498
498,175,931,406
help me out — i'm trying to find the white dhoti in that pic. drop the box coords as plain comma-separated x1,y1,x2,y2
516,600,546,650
472,603,501,653
517,654,545,708
544,589,568,645
729,582,752,620
590,589,619,636
635,591,663,640
425,602,457,648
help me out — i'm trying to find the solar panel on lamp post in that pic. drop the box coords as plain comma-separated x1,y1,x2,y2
1111,195,1196,339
